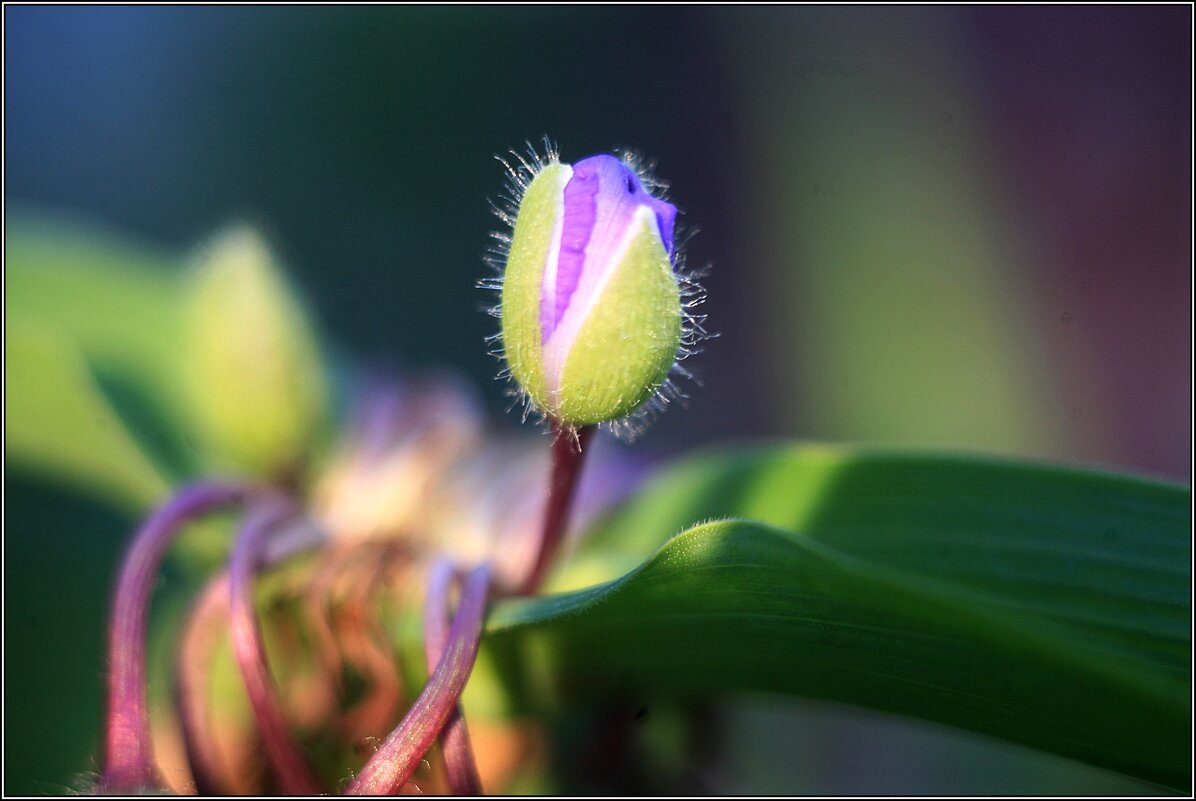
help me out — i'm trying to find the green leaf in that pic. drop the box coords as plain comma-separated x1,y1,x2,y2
5,318,170,510
4,211,204,501
557,446,1189,680
488,446,1189,788
7,213,335,488
489,519,1189,790
5,211,188,424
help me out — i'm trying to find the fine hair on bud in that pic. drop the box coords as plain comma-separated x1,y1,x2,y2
481,136,711,440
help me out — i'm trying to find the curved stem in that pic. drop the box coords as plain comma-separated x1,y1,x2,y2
101,482,249,792
335,544,410,740
520,420,595,595
347,564,491,795
228,500,324,795
175,571,232,795
424,560,483,795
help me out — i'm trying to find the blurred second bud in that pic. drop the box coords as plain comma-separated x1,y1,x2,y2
184,225,329,480
499,152,684,428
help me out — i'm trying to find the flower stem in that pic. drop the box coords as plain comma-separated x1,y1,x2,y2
520,420,595,595
347,564,491,795
228,500,324,795
100,482,249,792
424,560,483,795
175,571,232,795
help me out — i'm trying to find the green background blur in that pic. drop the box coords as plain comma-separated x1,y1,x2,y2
5,6,1190,794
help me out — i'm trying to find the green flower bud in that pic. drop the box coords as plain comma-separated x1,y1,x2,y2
494,148,697,430
183,225,328,478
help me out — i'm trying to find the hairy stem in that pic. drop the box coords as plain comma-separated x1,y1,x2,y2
424,560,483,795
347,564,491,795
228,500,324,795
101,482,249,792
520,421,595,595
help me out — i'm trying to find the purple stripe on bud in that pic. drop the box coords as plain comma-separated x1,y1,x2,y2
540,155,678,342
544,164,598,341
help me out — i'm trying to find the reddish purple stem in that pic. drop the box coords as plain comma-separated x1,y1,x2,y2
424,560,483,795
228,500,324,795
100,482,249,792
520,420,595,595
347,564,491,795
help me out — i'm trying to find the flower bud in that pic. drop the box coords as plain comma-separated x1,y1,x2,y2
499,152,683,427
183,226,329,478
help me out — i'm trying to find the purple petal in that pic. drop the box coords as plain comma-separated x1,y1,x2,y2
542,159,595,340
540,154,678,342
101,482,249,792
648,193,678,258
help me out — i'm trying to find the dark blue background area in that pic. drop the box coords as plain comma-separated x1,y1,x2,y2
5,7,748,438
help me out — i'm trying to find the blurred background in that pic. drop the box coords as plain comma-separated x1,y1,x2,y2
5,5,1190,795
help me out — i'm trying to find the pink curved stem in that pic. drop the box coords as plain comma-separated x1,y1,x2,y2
520,421,594,595
101,482,250,792
228,500,324,795
175,571,232,795
347,564,491,795
424,560,483,795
